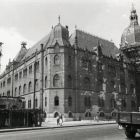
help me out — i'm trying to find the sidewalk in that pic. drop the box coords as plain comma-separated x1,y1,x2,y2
42,120,116,127
0,120,116,133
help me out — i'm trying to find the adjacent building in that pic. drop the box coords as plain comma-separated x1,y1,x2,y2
0,6,139,120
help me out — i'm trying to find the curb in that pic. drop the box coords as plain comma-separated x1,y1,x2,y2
0,122,116,133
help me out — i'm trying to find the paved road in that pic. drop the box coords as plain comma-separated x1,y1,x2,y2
0,124,140,140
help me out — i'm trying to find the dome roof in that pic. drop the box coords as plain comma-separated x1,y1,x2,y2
121,24,140,47
47,21,69,46
121,5,140,48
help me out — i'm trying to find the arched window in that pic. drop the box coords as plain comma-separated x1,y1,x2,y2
68,112,73,118
45,57,47,66
7,90,10,97
14,87,17,97
3,81,5,87
53,74,60,87
54,96,59,106
7,77,11,85
68,56,71,66
85,112,91,117
83,77,90,89
28,81,32,92
68,96,72,107
23,68,27,77
19,86,21,95
45,97,47,107
23,84,26,94
34,61,39,73
111,98,116,108
35,98,38,108
15,73,18,81
98,97,104,107
68,75,72,88
131,100,136,110
54,55,60,65
29,65,32,74
35,79,39,91
45,76,47,88
122,99,126,108
28,100,31,108
130,84,134,94
54,112,59,118
84,96,91,107
98,79,103,91
111,81,115,91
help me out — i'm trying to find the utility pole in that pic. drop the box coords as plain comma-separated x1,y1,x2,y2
33,49,38,109
40,44,44,114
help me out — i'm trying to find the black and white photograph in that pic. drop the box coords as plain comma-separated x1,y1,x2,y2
0,0,140,139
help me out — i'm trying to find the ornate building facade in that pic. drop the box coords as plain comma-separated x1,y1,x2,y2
0,6,139,119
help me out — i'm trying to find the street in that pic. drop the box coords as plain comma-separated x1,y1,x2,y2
0,124,140,140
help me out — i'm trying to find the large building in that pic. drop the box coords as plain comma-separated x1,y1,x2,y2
0,5,140,120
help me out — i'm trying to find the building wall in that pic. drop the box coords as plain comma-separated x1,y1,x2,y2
0,42,137,119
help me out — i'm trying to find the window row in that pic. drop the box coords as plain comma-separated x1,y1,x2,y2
14,80,39,96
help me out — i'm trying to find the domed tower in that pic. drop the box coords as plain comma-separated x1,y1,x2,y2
120,4,140,63
121,4,140,49
120,4,140,110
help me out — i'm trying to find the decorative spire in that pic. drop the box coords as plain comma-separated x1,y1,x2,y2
58,15,60,24
130,3,138,25
131,2,135,12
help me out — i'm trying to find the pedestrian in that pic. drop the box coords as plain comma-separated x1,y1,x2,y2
57,115,60,126
59,114,63,126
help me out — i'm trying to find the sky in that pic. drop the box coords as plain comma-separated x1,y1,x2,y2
0,0,140,72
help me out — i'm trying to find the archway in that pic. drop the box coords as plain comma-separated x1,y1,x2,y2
54,112,59,118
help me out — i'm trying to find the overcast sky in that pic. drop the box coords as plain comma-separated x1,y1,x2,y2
0,0,140,72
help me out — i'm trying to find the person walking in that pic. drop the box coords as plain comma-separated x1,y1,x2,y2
59,114,63,126
57,115,60,126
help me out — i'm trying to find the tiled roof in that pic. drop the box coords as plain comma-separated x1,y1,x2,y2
14,46,28,62
22,33,50,60
22,23,69,60
69,30,119,58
